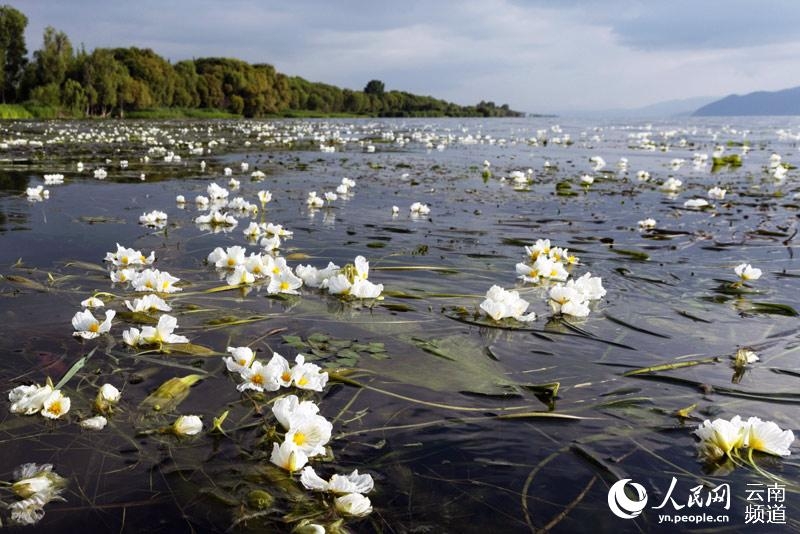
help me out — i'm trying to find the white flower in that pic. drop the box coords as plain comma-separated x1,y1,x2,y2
548,284,590,318
708,186,726,200
684,198,709,209
26,185,49,200
41,389,70,419
774,165,788,180
237,360,281,392
122,327,142,347
243,221,264,240
94,168,107,179
72,309,115,339
264,222,293,237
636,170,650,181
695,416,744,460
670,158,684,170
251,170,266,180
195,210,237,228
307,191,324,208
80,415,108,430
98,383,121,403
742,417,794,457
350,279,383,299
208,245,247,270
195,195,209,207
326,274,352,295
734,263,762,281
638,218,656,229
110,268,137,284
336,183,349,195
270,439,308,472
342,177,356,188
125,294,172,313
660,177,682,192
245,252,271,278
176,194,186,204
480,285,536,322
9,384,53,415
267,270,303,295
272,394,320,430
9,494,48,526
224,167,232,176
140,314,189,344
285,413,333,457
43,173,64,184
80,296,104,308
257,190,272,205
104,243,154,268
224,346,255,373
226,266,256,286
139,210,168,227
589,155,606,171
324,191,337,203
260,235,281,252
207,182,229,200
581,174,594,185
334,493,373,517
569,272,606,301
291,354,329,392
295,262,340,288
173,415,203,436
12,463,66,499
132,269,182,293
410,201,430,215
300,466,374,494
525,239,551,261
391,205,399,215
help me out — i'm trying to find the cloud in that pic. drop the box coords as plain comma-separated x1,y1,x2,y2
11,0,800,112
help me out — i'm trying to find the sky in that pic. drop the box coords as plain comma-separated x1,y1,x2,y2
10,0,800,113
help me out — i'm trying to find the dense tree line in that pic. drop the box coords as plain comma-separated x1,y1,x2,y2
0,6,523,118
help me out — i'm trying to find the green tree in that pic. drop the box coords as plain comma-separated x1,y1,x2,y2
33,26,72,87
0,5,28,102
364,79,385,96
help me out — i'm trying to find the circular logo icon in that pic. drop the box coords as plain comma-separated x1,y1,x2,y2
607,478,648,519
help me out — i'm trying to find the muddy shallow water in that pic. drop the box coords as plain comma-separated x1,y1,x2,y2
0,117,798,532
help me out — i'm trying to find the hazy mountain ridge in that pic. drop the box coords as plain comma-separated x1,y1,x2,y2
693,86,800,116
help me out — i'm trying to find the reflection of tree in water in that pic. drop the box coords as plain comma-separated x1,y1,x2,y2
0,170,31,232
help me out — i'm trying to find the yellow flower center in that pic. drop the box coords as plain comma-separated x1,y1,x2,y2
120,255,129,265
89,323,100,333
238,358,248,366
297,376,309,387
48,401,63,416
145,280,154,289
227,257,236,267
280,281,290,291
281,371,292,383
293,432,307,446
251,374,263,385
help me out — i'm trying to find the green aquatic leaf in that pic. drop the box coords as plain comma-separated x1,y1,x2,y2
622,357,719,376
1,274,48,291
140,374,204,412
161,343,219,356
609,248,649,261
749,302,799,316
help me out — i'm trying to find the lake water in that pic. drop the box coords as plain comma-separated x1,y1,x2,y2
0,117,798,532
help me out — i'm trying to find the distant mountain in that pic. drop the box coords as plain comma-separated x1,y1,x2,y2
557,96,718,119
693,86,800,116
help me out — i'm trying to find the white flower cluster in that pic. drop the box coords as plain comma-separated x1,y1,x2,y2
9,383,70,420
296,255,384,299
139,209,168,228
207,245,303,293
480,286,536,322
223,345,375,520
6,463,67,526
500,238,605,320
694,415,795,462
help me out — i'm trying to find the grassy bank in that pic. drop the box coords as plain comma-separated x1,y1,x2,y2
0,104,33,119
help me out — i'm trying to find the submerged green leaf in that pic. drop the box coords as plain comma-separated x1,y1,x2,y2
140,374,204,412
